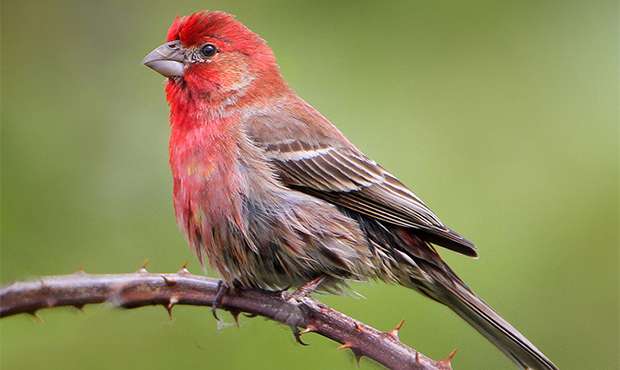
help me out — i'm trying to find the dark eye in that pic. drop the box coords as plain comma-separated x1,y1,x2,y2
200,44,217,57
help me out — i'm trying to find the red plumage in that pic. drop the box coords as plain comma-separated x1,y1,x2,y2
143,11,557,370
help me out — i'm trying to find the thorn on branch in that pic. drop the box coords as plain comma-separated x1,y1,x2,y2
161,275,176,286
336,341,363,366
137,259,149,273
28,311,43,322
352,348,363,366
386,319,405,340
177,262,190,275
353,322,365,333
447,348,458,361
439,348,458,366
337,342,353,350
165,296,178,320
229,309,241,327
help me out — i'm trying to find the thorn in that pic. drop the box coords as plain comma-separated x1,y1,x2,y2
28,311,43,323
386,319,405,339
337,342,353,350
165,296,178,320
352,348,363,366
229,309,241,327
446,348,458,362
142,258,150,268
161,275,176,286
73,304,85,312
137,259,149,273
74,265,86,274
353,322,364,333
415,351,420,363
291,326,309,346
177,262,190,274
439,348,458,367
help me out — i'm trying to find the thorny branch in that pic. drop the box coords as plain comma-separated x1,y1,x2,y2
0,269,455,370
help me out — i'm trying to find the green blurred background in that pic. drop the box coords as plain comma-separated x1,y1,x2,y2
1,1,618,369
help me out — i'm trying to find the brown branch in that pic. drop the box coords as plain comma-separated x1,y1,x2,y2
0,270,453,370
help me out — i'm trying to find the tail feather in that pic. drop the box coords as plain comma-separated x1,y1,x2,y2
347,213,558,368
426,268,558,370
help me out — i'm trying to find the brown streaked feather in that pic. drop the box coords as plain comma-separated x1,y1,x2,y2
244,102,477,257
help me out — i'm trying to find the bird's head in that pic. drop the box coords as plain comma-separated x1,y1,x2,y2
143,11,282,98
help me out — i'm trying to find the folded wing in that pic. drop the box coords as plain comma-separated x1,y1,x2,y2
245,106,476,257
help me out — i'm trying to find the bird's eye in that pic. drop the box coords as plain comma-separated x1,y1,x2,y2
200,44,217,58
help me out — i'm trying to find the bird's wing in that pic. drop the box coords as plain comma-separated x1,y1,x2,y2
244,104,476,257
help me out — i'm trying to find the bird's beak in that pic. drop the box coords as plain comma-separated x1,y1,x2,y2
143,40,185,77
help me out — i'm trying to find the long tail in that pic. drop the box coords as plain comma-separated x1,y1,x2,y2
347,212,558,368
420,265,558,370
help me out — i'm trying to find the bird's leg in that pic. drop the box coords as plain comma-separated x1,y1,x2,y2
286,276,325,302
212,280,229,321
285,277,325,344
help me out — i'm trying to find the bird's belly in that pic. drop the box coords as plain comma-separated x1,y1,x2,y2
177,180,376,290
169,127,375,289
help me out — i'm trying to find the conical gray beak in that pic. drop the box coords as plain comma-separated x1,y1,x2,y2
143,40,185,77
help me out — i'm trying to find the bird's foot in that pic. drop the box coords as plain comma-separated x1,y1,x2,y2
212,280,229,321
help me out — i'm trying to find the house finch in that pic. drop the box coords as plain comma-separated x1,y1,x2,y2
143,11,557,370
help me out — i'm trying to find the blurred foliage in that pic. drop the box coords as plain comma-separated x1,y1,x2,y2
1,1,618,369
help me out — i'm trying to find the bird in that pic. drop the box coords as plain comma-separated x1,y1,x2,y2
143,10,557,370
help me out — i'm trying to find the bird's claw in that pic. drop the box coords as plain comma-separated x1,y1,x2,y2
212,280,228,321
291,326,309,346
